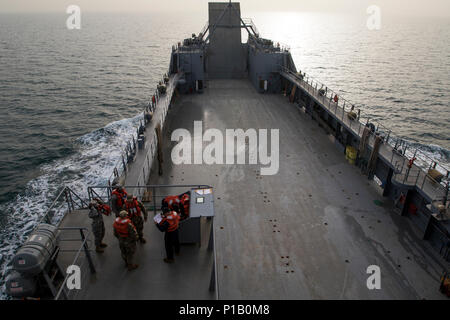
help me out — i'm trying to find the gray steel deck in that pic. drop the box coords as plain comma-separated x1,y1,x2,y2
147,78,448,299
56,78,448,299
57,208,215,299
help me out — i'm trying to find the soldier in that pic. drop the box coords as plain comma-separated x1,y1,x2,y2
111,185,127,217
113,210,139,270
125,194,148,243
156,207,181,263
88,200,108,253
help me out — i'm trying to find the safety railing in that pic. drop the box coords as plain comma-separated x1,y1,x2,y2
242,18,260,38
88,184,211,216
280,66,449,201
133,74,180,199
87,184,218,298
106,73,180,192
248,34,290,53
38,186,89,227
54,227,96,300
199,21,209,40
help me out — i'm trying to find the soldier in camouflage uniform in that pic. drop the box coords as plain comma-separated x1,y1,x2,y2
88,200,107,253
125,194,148,243
113,210,139,270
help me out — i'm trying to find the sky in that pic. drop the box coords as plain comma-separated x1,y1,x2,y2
0,0,449,17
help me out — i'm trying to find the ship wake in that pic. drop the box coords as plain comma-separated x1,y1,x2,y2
0,113,143,299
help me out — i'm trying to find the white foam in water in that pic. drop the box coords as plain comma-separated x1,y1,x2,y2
0,113,143,299
387,138,450,177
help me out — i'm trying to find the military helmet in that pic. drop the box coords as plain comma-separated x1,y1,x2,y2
119,210,128,218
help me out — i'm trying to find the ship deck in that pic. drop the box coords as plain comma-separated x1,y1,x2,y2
150,79,448,299
58,78,448,299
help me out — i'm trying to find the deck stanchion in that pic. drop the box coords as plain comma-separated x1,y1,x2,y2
63,189,70,219
415,170,421,186
68,190,74,212
80,229,96,274
399,157,406,181
122,155,127,173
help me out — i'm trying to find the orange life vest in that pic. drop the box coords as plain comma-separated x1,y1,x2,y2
96,203,111,216
125,198,142,218
112,189,127,207
161,211,180,232
113,217,133,237
163,195,181,210
180,193,190,218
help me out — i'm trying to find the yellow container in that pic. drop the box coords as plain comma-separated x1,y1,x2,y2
345,146,357,160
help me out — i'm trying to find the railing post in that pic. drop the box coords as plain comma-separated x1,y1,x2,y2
122,155,127,173
400,156,406,177
403,166,410,184
415,170,420,186
80,229,96,274
68,189,74,212
64,188,72,214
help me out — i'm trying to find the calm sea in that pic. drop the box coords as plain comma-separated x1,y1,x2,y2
0,11,449,297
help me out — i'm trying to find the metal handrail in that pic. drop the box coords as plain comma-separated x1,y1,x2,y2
107,73,179,187
242,18,260,37
280,66,449,203
89,184,212,216
280,66,449,176
54,227,96,300
38,186,88,227
199,21,209,40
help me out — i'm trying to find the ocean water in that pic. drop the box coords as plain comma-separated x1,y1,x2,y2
0,11,448,297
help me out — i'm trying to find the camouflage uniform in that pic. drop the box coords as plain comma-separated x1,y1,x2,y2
129,201,148,241
88,206,105,247
114,222,138,266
